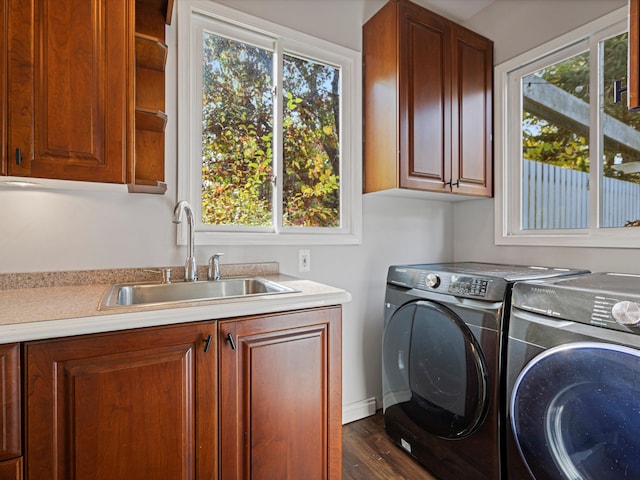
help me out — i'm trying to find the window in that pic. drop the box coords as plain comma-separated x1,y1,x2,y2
495,7,640,248
177,1,362,245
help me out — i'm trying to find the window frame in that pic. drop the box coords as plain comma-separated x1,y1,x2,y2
177,0,362,246
494,6,640,248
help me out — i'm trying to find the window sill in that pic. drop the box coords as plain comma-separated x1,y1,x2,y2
182,230,362,246
495,229,640,249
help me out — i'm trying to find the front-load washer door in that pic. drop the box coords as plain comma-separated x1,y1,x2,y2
382,300,488,439
511,342,640,480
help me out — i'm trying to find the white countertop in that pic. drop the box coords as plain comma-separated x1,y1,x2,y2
0,275,351,343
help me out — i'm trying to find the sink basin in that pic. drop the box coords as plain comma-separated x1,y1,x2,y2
100,277,298,308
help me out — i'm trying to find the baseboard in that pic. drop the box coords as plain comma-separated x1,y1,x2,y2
342,396,378,424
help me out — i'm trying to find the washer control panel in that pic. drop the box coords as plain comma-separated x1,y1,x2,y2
448,275,489,297
387,266,503,300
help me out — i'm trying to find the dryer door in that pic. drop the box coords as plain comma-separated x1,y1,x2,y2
382,300,488,438
511,342,640,480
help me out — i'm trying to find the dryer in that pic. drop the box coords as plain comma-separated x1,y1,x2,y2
506,273,640,479
382,262,588,480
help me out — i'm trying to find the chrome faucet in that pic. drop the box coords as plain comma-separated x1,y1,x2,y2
172,201,197,282
208,253,224,281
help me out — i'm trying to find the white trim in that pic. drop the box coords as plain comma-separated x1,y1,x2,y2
177,1,362,246
494,7,640,248
494,8,626,76
342,396,378,425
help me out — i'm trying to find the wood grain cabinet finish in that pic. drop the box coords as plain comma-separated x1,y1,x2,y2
1,0,7,176
129,0,173,194
25,323,218,480
2,0,172,191
218,307,343,480
0,458,22,480
6,0,132,183
363,0,493,198
630,0,640,111
0,343,21,473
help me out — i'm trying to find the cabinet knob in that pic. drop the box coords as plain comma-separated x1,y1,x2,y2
614,79,628,104
446,178,460,189
15,148,22,166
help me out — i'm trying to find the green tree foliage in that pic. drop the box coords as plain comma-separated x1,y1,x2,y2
201,33,273,226
523,111,590,171
282,55,340,227
200,32,341,228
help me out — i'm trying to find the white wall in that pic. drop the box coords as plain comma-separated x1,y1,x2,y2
0,0,453,422
453,0,640,274
466,0,627,65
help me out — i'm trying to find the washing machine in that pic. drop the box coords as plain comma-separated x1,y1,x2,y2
382,262,588,480
506,272,640,479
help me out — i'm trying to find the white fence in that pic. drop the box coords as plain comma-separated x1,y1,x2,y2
522,159,640,229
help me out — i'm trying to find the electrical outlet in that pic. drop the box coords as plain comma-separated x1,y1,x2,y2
298,249,311,272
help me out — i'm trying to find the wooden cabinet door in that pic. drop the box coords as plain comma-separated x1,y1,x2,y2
25,323,217,480
363,0,493,198
451,25,493,197
0,458,22,480
219,307,342,480
0,344,21,463
6,0,132,183
1,0,6,176
398,1,451,193
630,0,640,111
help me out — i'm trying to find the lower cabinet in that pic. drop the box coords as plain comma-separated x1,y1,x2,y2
25,322,218,480
0,343,21,480
219,306,343,479
0,458,22,480
24,306,342,479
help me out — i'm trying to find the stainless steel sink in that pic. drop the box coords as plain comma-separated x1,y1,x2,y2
100,277,298,308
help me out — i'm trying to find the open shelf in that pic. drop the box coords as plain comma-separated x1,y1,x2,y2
135,33,168,71
130,0,174,195
135,108,167,132
127,179,168,194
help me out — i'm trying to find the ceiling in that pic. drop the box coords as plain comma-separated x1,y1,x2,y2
417,0,496,22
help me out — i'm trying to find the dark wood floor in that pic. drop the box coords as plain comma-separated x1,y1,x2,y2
342,411,437,480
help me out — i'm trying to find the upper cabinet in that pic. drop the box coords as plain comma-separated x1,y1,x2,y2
630,0,640,111
1,1,7,177
363,0,494,198
6,0,131,183
2,0,172,193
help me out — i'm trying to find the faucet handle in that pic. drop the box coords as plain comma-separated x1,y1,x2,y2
207,253,224,281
